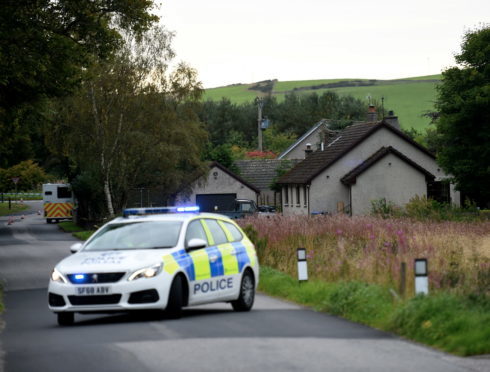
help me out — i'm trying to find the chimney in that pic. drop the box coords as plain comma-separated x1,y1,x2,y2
384,110,400,129
366,104,377,122
305,143,313,158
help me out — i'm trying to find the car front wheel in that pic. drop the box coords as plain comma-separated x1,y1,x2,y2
166,275,183,319
231,270,255,311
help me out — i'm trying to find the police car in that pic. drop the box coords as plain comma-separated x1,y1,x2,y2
48,206,259,326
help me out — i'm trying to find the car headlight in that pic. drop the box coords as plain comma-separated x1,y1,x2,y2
128,263,163,281
51,268,68,283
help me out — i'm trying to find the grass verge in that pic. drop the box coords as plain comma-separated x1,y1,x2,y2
58,221,94,241
0,202,29,216
259,266,490,356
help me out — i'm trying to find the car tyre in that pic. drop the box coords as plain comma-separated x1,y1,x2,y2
57,312,74,326
231,269,255,312
166,275,183,319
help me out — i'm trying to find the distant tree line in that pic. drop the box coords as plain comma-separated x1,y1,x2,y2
199,91,368,149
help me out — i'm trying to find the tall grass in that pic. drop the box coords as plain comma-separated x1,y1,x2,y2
241,215,490,297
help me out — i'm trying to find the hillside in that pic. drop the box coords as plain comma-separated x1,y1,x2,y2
203,75,441,131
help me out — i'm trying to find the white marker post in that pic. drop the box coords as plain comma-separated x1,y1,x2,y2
414,258,429,295
297,248,308,282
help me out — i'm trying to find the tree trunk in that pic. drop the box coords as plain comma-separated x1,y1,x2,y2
103,175,115,217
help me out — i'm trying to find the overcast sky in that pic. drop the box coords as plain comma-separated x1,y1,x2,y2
160,0,488,88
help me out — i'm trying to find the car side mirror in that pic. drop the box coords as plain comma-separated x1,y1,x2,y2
186,238,207,251
70,242,83,254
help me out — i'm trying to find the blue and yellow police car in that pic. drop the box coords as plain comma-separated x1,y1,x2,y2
48,206,259,325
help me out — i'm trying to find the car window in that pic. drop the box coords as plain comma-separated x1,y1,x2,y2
222,222,243,242
240,202,254,212
185,220,208,246
84,221,182,251
204,219,228,245
57,187,71,199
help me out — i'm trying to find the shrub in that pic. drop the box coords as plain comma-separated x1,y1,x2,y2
0,160,47,192
370,198,401,218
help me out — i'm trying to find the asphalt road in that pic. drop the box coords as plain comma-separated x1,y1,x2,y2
1,204,489,372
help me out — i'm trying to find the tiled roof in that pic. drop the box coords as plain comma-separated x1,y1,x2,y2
277,120,435,185
341,146,435,185
235,159,300,190
185,161,260,194
210,162,260,193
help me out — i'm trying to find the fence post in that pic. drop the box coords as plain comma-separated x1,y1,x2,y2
297,248,308,282
415,258,429,295
399,262,407,297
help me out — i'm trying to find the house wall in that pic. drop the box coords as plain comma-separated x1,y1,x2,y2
175,166,257,206
281,129,321,160
350,153,428,215
283,126,459,216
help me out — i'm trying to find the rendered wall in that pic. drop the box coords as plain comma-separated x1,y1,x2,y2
281,129,321,160
350,153,428,215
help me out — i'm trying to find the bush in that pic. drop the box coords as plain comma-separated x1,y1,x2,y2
0,160,47,192
370,198,401,218
370,195,485,222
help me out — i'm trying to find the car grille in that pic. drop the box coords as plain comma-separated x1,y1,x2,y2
67,272,125,284
48,293,66,307
128,289,159,304
68,294,122,306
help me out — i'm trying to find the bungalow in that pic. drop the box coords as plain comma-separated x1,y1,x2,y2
174,162,259,212
278,119,459,216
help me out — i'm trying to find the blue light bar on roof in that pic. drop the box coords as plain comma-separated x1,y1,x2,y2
123,206,200,217
177,206,200,212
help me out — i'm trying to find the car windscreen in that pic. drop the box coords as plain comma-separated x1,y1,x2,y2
83,221,183,251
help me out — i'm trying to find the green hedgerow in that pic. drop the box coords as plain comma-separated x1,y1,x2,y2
389,292,490,355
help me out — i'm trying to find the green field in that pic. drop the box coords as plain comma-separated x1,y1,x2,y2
203,75,441,131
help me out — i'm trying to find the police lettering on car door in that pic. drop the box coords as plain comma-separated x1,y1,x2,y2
193,277,233,294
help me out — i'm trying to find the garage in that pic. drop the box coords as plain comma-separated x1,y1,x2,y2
174,162,259,210
196,193,237,213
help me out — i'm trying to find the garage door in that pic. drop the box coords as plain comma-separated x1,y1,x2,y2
196,193,236,213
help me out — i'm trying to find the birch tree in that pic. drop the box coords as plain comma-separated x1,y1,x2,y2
48,24,207,219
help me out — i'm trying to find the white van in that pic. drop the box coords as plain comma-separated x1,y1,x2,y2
42,183,75,223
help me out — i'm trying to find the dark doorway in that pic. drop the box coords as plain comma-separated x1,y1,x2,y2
427,181,450,203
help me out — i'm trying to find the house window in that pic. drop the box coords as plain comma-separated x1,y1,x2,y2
427,181,451,204
296,186,300,206
304,186,308,207
284,186,289,206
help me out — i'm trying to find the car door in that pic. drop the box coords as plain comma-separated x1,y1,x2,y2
202,218,240,300
185,218,233,304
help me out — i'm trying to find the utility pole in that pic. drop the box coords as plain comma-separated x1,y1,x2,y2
255,97,264,151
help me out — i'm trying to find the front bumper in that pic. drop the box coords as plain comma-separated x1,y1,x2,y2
48,273,172,313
